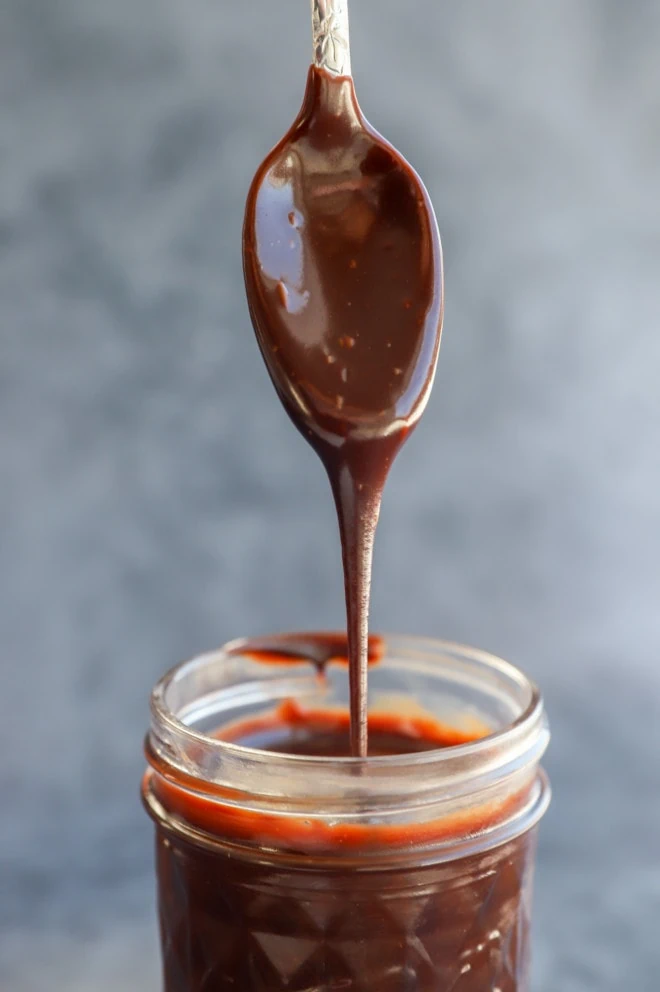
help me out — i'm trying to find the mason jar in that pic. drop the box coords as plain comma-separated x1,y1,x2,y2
142,634,550,992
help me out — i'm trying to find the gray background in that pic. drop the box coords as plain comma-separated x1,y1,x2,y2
1,0,659,989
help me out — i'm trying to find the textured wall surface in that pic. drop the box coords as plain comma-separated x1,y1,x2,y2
1,1,659,989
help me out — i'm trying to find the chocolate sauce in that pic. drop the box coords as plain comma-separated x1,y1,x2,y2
229,631,384,671
243,67,443,754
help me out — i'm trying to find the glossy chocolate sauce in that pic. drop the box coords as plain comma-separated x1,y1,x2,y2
230,630,385,671
243,66,443,754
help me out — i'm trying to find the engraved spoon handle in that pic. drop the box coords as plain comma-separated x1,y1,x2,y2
311,0,351,76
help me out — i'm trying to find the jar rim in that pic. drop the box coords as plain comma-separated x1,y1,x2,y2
149,633,547,780
145,633,550,857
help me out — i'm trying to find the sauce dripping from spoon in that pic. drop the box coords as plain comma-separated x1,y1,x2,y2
243,4,443,756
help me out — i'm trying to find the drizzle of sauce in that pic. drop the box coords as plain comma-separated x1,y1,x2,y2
228,631,384,670
243,67,443,754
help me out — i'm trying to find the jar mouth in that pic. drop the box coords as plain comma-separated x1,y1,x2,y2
145,634,550,858
148,633,549,801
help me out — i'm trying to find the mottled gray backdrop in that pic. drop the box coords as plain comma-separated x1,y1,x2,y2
1,1,659,989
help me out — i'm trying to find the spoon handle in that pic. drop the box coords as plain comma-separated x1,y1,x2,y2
311,0,351,76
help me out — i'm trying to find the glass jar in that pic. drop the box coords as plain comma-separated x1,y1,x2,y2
142,634,550,992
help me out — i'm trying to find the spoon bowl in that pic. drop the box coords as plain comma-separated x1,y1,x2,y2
243,68,443,463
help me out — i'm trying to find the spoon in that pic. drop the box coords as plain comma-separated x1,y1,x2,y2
243,0,444,756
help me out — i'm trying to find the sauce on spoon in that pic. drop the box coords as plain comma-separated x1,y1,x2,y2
243,66,443,755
